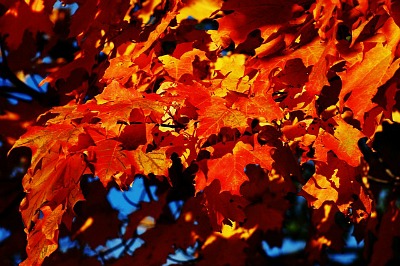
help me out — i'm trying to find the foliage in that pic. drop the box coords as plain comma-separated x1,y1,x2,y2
1,0,400,265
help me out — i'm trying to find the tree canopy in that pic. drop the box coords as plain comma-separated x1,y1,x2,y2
1,0,400,265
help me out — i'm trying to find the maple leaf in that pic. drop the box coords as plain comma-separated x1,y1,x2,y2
128,0,183,61
282,121,307,140
387,0,400,28
20,146,88,232
217,0,301,44
304,39,338,97
250,38,327,99
67,0,98,38
159,48,207,81
212,54,252,94
41,81,167,134
338,44,393,122
129,146,172,178
101,56,138,85
196,141,274,194
118,123,148,150
165,82,211,109
233,94,283,121
313,0,338,40
12,124,84,171
87,139,134,188
20,204,65,266
316,116,365,167
87,81,165,132
203,179,249,230
300,153,372,222
196,97,249,138
244,203,284,231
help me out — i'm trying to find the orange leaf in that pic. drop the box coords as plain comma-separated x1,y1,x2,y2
159,49,207,80
12,124,84,171
101,57,137,85
233,94,283,122
300,153,372,220
339,44,393,121
20,147,88,231
199,141,274,194
87,139,134,188
217,0,300,44
20,205,65,266
304,39,337,97
197,97,248,138
318,116,365,167
129,146,171,177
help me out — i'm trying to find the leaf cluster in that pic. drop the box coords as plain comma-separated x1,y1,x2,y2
1,0,400,265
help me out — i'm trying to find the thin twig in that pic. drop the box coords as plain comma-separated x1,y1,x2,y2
122,193,141,208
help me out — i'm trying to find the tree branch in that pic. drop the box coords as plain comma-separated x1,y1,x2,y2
143,176,155,202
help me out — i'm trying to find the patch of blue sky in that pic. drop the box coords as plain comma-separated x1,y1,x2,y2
327,225,364,264
0,49,8,61
12,253,23,265
132,4,140,12
58,236,79,253
0,77,13,86
72,40,79,49
83,244,97,257
0,227,11,243
7,98,18,105
168,200,184,220
90,237,144,261
9,165,26,179
41,56,53,64
262,238,306,257
107,177,158,220
25,74,48,93
164,242,199,265
95,238,125,260
88,176,100,183
53,0,79,15
6,92,32,101
126,238,145,254
328,252,359,264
